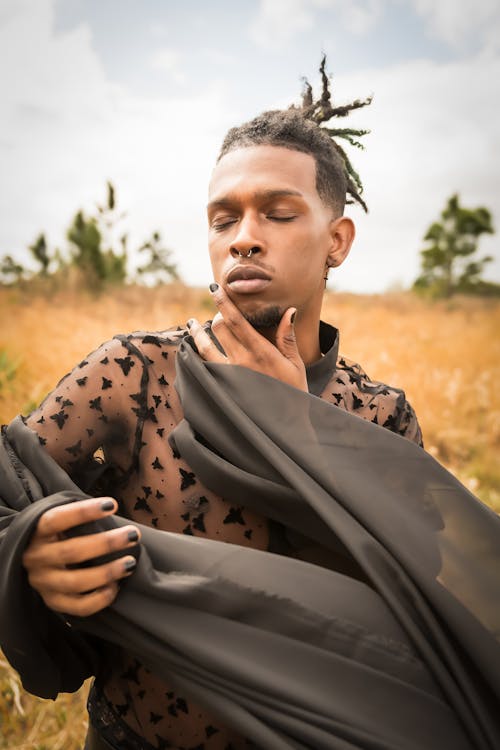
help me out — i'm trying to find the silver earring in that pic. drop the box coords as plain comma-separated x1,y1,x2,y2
237,249,253,258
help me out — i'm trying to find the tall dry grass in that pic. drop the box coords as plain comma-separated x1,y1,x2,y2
1,284,499,748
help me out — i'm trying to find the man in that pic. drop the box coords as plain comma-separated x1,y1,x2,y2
19,105,425,750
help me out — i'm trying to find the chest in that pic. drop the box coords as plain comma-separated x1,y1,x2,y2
106,389,271,551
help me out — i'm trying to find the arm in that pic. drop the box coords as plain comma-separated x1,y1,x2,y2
22,337,143,616
396,398,424,448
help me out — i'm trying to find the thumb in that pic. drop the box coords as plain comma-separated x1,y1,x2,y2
276,308,301,364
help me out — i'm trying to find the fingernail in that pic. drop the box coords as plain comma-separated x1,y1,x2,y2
128,529,139,543
101,499,115,512
186,319,194,329
290,311,296,324
209,282,219,293
124,558,137,572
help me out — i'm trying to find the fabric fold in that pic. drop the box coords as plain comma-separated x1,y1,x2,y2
0,339,498,749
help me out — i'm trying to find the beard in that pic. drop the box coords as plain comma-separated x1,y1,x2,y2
242,305,286,330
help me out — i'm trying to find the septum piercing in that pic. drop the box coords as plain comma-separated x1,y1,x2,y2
237,249,254,258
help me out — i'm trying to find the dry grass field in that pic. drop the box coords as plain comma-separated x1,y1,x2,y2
1,283,499,748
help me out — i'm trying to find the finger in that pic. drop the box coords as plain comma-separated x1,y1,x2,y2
210,313,246,360
209,283,261,348
23,524,140,569
29,555,137,595
36,497,118,538
186,318,226,363
275,308,301,364
42,583,120,617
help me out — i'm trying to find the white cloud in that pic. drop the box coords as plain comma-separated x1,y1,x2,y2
250,0,500,53
412,0,500,54
325,55,500,290
0,0,234,286
149,48,186,84
250,0,381,48
249,0,317,48
339,0,383,35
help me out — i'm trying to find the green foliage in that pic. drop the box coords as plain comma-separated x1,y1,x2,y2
67,209,127,287
136,231,179,285
0,255,24,284
413,194,496,298
0,182,180,291
28,233,50,275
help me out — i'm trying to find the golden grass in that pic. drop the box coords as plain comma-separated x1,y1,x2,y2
1,284,499,748
0,656,90,750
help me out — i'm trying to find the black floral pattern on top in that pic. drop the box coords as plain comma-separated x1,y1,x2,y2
27,321,422,750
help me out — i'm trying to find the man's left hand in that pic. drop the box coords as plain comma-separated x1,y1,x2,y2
187,284,308,392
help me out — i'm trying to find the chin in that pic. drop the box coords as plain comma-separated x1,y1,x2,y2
241,304,286,330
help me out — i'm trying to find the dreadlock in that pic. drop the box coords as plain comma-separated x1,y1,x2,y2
218,55,372,214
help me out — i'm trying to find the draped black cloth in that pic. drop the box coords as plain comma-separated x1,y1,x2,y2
1,339,499,749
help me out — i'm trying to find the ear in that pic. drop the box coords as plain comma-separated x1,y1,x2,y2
326,216,355,269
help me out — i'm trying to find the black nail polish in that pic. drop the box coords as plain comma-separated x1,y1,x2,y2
101,499,115,511
124,558,137,572
128,529,139,543
209,282,219,293
186,319,194,329
290,311,296,324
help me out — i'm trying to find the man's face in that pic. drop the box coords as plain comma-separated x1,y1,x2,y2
207,145,338,328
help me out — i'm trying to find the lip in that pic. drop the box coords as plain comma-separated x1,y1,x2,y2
227,264,272,283
226,264,272,295
227,278,271,294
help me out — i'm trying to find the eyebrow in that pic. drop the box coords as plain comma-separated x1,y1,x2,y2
207,189,304,212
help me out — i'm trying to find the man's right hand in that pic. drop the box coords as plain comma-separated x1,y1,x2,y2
22,497,141,617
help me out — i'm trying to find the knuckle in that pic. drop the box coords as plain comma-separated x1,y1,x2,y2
42,592,65,612
58,543,75,566
21,548,34,568
41,592,56,609
61,570,78,592
37,508,56,535
27,570,43,592
94,585,118,613
103,563,118,585
72,597,91,617
104,531,121,554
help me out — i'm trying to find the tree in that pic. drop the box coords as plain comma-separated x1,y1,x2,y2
413,194,495,297
0,181,179,290
0,255,24,284
28,233,51,276
136,231,179,285
67,181,128,287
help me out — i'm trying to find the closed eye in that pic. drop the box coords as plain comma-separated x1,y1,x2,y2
268,215,296,222
212,219,237,232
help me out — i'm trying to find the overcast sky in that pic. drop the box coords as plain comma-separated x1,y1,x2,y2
1,0,499,291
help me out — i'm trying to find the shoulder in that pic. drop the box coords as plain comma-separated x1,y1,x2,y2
114,325,187,378
326,354,424,447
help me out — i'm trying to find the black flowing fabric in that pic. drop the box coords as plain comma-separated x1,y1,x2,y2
0,339,499,750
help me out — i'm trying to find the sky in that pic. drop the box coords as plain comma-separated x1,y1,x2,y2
1,0,499,292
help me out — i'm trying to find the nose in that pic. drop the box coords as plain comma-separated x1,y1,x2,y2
230,213,263,259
